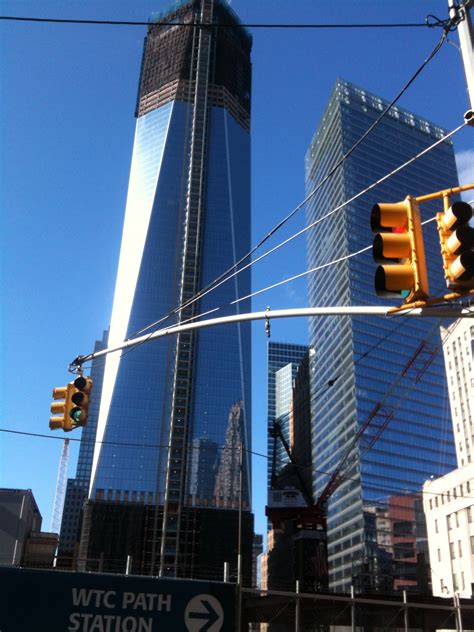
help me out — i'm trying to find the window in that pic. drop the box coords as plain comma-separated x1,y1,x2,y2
450,542,456,559
435,519,439,534
438,548,442,562
393,521,413,537
394,542,415,560
459,540,463,557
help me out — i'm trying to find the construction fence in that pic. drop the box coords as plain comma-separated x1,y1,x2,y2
241,587,474,631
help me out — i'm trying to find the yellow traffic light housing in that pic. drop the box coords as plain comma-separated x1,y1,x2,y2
436,200,474,290
370,196,429,303
49,384,74,432
49,376,93,432
69,376,93,428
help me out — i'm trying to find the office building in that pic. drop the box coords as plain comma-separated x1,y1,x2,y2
289,348,313,494
423,319,474,597
305,79,458,593
267,342,308,492
79,0,253,579
440,319,474,467
423,466,474,597
265,347,327,593
0,489,57,568
252,533,263,588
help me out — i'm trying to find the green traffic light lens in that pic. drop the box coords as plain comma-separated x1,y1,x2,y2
69,407,82,422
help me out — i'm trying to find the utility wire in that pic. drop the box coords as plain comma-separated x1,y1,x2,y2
76,119,466,369
0,16,428,28
0,426,460,500
123,24,452,344
230,213,457,306
197,122,465,312
233,246,371,305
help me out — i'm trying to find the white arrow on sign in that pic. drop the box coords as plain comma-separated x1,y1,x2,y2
184,594,224,632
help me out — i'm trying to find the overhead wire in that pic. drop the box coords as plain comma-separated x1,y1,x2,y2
131,117,464,339
0,15,428,29
75,117,468,369
237,210,468,313
119,22,453,346
209,122,465,309
1,426,463,501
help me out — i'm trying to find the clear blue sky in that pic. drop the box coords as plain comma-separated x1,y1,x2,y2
1,0,472,540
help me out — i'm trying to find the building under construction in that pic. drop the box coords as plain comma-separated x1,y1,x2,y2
59,0,254,579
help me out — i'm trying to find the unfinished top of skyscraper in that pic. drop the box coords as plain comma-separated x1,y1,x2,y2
137,0,252,130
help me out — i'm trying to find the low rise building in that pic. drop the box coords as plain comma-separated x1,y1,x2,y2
0,488,57,568
423,465,474,597
423,319,474,598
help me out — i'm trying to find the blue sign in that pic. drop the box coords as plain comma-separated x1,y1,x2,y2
0,567,235,631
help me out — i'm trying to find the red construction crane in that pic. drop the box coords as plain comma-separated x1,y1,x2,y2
267,320,456,528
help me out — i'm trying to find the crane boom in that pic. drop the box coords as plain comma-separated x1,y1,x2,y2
50,438,70,533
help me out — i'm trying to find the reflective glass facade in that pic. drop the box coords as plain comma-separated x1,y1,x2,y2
305,79,457,593
88,1,252,570
267,343,308,494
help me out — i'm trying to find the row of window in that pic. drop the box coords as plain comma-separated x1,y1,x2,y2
441,573,467,593
429,485,472,510
445,535,474,563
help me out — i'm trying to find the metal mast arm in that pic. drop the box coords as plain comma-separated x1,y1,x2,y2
71,303,473,369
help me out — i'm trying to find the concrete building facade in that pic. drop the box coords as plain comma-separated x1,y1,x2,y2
424,319,474,597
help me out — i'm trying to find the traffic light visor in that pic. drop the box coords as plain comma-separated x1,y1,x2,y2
450,251,474,282
371,202,408,232
71,391,89,406
52,386,67,400
375,264,414,296
445,225,474,255
440,201,473,231
373,233,411,263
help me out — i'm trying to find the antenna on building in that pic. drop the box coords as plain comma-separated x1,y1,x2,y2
50,438,70,533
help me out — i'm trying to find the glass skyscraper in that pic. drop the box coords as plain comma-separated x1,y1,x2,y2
267,342,308,495
305,79,457,593
87,0,252,577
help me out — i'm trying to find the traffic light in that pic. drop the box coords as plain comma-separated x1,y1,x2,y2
436,200,474,290
49,376,93,432
69,376,93,428
370,196,429,303
49,384,74,432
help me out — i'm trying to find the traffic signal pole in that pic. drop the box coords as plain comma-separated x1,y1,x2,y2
449,0,474,109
